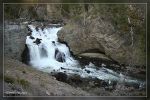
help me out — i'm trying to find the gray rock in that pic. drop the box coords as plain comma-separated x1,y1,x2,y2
4,22,28,61
58,4,146,66
79,53,112,61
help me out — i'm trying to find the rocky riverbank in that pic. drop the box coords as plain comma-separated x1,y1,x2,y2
4,58,91,96
4,58,146,96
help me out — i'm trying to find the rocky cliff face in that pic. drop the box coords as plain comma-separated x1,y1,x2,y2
4,21,28,61
58,4,146,66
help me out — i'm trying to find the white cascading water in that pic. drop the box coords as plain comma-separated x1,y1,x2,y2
26,24,144,87
26,25,78,71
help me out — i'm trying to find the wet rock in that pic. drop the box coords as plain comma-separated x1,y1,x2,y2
35,26,39,31
79,53,112,61
33,38,42,45
50,19,64,25
27,26,32,32
21,44,30,65
122,65,146,80
29,36,35,39
41,25,46,30
75,54,119,71
101,80,117,91
52,41,55,45
76,52,122,70
124,82,140,89
85,69,90,74
68,75,83,86
92,78,102,87
53,72,68,82
101,81,109,87
27,32,32,36
55,48,65,63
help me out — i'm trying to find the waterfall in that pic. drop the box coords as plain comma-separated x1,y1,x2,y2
26,25,78,70
25,24,144,88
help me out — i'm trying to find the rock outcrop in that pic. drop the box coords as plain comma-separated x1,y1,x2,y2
58,4,146,66
4,21,28,61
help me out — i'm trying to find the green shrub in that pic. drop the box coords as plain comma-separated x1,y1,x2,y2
5,74,30,89
17,79,30,88
4,76,15,84
22,70,26,74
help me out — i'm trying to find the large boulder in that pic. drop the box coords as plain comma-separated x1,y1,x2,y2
58,4,146,66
